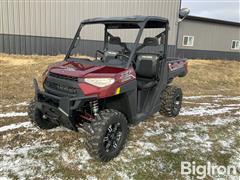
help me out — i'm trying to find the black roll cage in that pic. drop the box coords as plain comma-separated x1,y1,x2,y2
65,16,169,69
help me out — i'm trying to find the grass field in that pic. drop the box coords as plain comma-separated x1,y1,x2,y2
0,54,240,179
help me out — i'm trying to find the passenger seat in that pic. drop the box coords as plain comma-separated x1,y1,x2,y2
135,54,159,90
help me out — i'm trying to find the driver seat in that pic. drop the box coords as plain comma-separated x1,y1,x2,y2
135,37,160,90
103,36,122,62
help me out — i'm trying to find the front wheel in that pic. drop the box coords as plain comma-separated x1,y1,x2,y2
85,109,128,162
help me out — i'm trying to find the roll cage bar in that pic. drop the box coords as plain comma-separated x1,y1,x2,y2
65,16,169,68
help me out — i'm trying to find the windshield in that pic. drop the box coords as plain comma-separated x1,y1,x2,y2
66,24,140,68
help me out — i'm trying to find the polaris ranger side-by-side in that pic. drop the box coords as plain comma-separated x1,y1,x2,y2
29,16,188,161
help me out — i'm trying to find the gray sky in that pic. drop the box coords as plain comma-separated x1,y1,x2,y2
182,0,240,22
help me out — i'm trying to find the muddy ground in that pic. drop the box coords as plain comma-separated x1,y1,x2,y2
0,54,239,179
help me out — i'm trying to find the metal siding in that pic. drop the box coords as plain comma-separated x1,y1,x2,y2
176,49,240,60
2,1,9,53
50,1,56,55
34,1,41,54
0,1,4,52
177,19,240,53
29,1,36,54
24,0,30,54
1,0,180,55
0,34,3,53
18,1,25,54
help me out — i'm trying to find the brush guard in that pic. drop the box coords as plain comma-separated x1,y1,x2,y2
33,79,96,131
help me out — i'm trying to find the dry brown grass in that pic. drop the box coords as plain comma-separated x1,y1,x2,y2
0,54,63,105
0,54,239,105
173,59,240,96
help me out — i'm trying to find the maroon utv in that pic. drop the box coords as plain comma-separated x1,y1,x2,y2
28,16,188,161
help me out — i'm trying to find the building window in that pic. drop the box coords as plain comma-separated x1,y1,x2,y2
183,36,194,47
231,40,240,50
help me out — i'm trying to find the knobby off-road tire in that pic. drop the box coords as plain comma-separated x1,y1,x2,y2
28,99,58,129
159,86,183,117
85,109,128,162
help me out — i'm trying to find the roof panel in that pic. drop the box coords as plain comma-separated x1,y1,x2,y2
81,15,169,28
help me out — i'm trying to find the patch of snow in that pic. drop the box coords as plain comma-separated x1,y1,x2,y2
48,126,72,132
184,95,223,100
207,117,238,126
183,101,213,105
0,177,9,180
188,133,213,152
219,96,240,101
86,175,98,180
77,149,92,163
180,123,196,131
115,156,132,163
143,127,164,137
218,139,234,149
61,151,70,162
188,133,209,143
0,142,58,178
163,133,173,141
15,101,29,106
0,121,32,132
171,148,180,153
175,132,187,138
180,106,238,116
234,111,240,115
61,147,92,170
116,171,132,180
135,141,159,156
2,101,29,108
0,141,58,156
225,104,240,107
0,112,28,118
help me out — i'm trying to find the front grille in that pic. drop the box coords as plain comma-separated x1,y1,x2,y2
45,80,78,95
49,72,78,81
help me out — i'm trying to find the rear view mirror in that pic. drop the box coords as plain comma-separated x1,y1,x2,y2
177,8,190,24
179,8,190,19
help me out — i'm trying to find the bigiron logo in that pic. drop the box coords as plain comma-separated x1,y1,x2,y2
181,161,240,179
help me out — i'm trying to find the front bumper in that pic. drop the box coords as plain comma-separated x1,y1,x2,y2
33,79,96,131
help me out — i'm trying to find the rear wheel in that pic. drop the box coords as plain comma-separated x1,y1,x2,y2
28,99,58,129
85,109,128,162
159,86,183,117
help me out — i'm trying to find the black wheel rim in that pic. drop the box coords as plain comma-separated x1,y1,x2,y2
103,122,122,152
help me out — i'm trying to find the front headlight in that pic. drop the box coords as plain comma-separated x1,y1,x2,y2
84,78,115,88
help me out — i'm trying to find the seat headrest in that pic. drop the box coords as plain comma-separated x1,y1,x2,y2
143,37,159,46
109,36,121,45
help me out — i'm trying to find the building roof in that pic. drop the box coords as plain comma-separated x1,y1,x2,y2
186,15,240,27
81,15,169,28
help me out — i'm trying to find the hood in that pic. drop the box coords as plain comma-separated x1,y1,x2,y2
48,61,124,78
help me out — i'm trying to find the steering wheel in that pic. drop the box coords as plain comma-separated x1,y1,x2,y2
115,54,129,62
